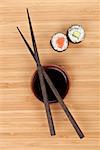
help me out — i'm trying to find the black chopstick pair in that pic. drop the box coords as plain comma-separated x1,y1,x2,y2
17,9,84,139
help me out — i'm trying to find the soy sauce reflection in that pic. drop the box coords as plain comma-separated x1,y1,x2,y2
32,66,69,103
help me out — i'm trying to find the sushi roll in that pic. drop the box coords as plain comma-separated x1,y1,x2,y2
67,25,85,43
50,33,68,52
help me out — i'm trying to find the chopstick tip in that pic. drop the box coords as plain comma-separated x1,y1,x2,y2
80,134,85,139
26,8,29,13
16,26,19,30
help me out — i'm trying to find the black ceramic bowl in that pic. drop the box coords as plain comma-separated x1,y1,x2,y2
31,65,69,103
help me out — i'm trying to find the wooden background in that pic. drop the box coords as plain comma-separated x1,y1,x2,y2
0,0,99,150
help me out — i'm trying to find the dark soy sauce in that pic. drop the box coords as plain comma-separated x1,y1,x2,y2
32,66,69,103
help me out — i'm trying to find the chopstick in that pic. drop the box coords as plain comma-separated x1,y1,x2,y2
17,9,84,138
17,26,84,139
26,9,84,138
26,9,55,136
17,20,55,137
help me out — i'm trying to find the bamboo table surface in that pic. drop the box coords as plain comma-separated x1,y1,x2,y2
0,0,99,150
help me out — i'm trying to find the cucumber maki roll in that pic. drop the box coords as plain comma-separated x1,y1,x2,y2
67,25,85,43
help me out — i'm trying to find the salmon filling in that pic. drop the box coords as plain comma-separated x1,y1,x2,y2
56,37,65,48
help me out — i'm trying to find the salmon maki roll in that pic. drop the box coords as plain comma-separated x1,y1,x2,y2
50,33,68,52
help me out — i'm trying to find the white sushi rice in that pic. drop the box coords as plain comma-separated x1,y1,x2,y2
68,25,85,43
51,33,68,52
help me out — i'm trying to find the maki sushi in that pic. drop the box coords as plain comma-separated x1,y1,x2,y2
67,25,85,43
50,33,68,52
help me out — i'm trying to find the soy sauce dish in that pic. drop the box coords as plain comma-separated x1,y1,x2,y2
32,65,69,103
